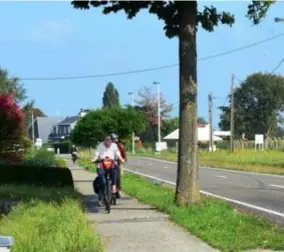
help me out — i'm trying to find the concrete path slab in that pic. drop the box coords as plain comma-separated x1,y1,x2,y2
67,160,219,252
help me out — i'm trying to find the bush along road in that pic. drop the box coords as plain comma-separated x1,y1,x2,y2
78,158,284,252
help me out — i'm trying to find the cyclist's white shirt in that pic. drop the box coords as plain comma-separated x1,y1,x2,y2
94,142,121,161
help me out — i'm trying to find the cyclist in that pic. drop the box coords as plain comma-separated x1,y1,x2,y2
92,135,125,206
111,134,127,199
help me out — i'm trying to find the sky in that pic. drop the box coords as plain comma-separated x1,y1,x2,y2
1,1,284,129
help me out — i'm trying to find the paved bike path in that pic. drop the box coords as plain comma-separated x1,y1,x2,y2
67,159,219,252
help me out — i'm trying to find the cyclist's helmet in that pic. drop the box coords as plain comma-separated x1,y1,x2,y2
110,133,118,141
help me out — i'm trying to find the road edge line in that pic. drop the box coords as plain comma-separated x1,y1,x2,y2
124,168,284,219
129,156,284,178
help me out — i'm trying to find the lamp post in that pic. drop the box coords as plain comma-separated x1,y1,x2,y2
275,17,284,22
153,81,161,152
128,92,135,155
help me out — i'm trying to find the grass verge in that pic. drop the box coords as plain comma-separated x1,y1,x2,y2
77,158,284,251
130,150,284,175
121,173,284,252
0,185,103,252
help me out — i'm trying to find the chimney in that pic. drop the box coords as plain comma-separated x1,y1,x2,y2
80,108,87,117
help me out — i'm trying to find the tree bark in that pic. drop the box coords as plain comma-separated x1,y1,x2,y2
175,1,201,206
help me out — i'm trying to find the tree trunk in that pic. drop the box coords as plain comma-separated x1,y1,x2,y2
175,1,201,206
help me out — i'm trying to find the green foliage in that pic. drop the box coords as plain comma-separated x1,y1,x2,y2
52,141,72,154
71,106,147,147
71,1,235,37
246,0,276,25
0,165,74,187
161,117,179,137
22,99,46,129
102,82,120,108
219,73,284,139
0,68,26,103
197,117,207,124
24,148,67,167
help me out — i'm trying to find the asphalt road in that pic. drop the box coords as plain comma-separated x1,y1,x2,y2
125,157,284,218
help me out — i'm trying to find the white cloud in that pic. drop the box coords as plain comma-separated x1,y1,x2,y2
29,18,73,44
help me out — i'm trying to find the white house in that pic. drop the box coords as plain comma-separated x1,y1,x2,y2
163,123,225,142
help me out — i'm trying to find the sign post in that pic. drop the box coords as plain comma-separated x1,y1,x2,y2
255,134,264,151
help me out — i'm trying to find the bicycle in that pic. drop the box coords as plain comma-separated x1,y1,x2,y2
98,157,117,213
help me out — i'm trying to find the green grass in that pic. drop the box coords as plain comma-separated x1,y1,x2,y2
0,185,103,252
122,173,284,252
131,150,284,174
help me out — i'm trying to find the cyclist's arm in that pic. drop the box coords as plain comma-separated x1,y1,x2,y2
113,144,124,163
92,144,101,163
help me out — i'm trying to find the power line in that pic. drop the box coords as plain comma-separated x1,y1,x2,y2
17,33,284,81
270,57,284,74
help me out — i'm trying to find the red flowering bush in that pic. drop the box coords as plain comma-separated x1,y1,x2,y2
0,93,26,162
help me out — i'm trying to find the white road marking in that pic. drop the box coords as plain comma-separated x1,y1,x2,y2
270,184,284,189
164,166,168,169
217,175,228,179
147,163,152,166
124,168,284,219
129,156,284,178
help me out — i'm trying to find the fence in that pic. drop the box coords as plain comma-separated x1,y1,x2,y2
217,138,284,151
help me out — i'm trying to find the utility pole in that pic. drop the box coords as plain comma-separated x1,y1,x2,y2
128,92,135,155
208,92,213,152
230,74,235,152
31,109,35,148
153,81,161,151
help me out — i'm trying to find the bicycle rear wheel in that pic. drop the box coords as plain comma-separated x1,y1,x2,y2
105,179,112,214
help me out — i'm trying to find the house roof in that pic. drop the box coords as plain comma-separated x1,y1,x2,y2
37,116,65,143
163,124,223,142
57,116,80,126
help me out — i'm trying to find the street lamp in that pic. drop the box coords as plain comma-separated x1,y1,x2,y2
275,17,284,22
128,92,135,155
153,81,161,152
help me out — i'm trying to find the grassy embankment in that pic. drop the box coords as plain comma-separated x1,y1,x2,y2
0,147,103,252
78,158,284,252
131,149,284,174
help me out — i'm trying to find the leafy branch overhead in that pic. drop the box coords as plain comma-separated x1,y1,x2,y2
72,1,236,37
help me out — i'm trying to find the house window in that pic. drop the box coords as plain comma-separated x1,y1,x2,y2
53,126,56,135
59,126,64,135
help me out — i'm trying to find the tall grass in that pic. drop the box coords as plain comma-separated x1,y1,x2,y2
132,149,284,174
0,185,102,252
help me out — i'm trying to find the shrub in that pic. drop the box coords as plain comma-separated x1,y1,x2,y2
0,165,74,188
24,148,67,168
0,94,26,162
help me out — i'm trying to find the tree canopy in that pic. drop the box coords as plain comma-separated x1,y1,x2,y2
219,72,284,139
0,94,28,161
161,117,179,137
136,86,173,123
71,106,147,147
102,82,120,108
0,68,26,103
197,117,207,125
22,100,46,129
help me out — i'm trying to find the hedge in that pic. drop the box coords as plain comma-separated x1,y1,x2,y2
0,165,74,188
